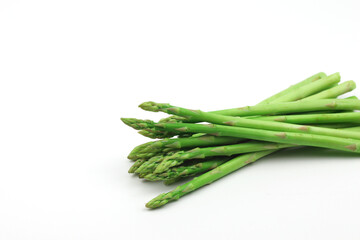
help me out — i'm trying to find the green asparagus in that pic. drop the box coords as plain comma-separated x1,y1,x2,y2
146,150,275,208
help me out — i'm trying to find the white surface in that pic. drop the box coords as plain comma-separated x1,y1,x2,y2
1,1,360,239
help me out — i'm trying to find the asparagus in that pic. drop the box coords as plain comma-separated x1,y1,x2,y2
163,178,182,185
133,151,177,174
147,123,360,207
197,99,360,117
310,123,359,128
135,155,164,174
160,72,329,123
258,72,326,104
128,159,146,173
139,102,360,140
146,150,275,208
154,141,292,173
128,142,153,160
142,122,360,156
122,118,176,138
143,158,228,181
129,75,338,172
252,112,360,124
299,80,355,101
127,135,242,160
267,72,340,103
134,122,360,174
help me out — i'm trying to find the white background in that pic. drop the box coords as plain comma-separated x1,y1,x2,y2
1,1,360,239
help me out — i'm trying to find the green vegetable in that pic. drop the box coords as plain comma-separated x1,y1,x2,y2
143,158,228,181
120,72,360,209
138,101,360,140
144,122,360,157
197,99,360,117
251,112,360,124
146,151,275,209
267,72,340,103
127,135,242,160
258,72,326,104
153,141,292,173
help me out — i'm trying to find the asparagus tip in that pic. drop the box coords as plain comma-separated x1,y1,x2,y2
139,101,160,112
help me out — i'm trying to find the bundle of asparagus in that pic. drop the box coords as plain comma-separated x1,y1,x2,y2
121,72,360,209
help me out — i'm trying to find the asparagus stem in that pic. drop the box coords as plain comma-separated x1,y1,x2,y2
309,123,359,128
139,102,360,140
200,99,360,117
146,123,360,207
146,150,275,208
299,80,355,101
160,72,329,123
163,178,182,185
143,158,228,181
127,135,242,160
150,122,360,154
154,141,292,173
252,112,360,124
266,73,340,103
258,72,326,104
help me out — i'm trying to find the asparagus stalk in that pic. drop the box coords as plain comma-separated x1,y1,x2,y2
153,141,292,173
133,151,177,174
143,122,360,156
143,158,228,181
127,135,242,160
267,72,340,103
160,80,354,124
146,150,275,208
135,122,360,174
135,155,164,174
299,80,355,101
128,159,146,173
252,112,360,124
258,72,326,104
128,142,153,160
133,122,360,174
310,123,359,128
160,72,329,123
163,178,182,185
147,123,360,207
198,99,360,117
139,102,360,140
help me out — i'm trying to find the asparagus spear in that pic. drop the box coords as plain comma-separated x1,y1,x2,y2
135,121,360,174
127,135,242,160
140,73,354,207
268,72,340,103
133,122,360,174
160,72,328,123
163,178,182,185
190,99,360,117
251,112,360,124
310,123,359,128
153,141,292,173
139,102,360,140
258,72,326,104
143,158,228,181
128,159,146,173
160,81,357,123
133,151,177,174
146,150,275,208
141,122,360,157
135,155,164,174
127,142,153,160
299,80,355,101
147,124,360,207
